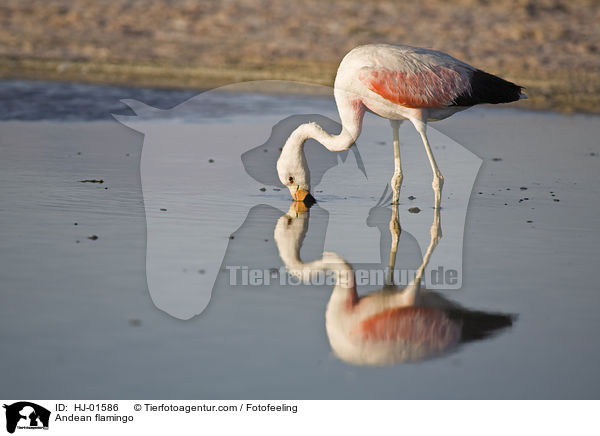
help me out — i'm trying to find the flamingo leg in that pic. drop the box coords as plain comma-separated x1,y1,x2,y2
411,119,444,208
390,120,404,205
392,195,443,307
386,201,400,286
386,121,402,285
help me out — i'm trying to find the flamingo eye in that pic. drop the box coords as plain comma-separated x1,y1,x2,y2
288,176,294,184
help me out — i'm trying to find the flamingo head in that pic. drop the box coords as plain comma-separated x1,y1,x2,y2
276,140,316,205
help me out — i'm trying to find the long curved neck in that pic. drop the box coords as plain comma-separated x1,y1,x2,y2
274,207,356,299
282,96,365,156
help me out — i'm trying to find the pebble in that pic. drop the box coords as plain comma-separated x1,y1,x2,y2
128,319,142,327
408,207,421,214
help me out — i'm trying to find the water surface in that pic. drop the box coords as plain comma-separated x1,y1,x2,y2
1,80,599,398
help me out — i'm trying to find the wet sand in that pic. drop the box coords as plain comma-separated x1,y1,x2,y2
1,89,599,398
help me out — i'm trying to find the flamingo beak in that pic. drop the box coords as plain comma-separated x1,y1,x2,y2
292,188,316,206
292,201,310,214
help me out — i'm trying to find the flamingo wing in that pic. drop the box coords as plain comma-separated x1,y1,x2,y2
354,306,461,347
358,48,523,108
358,65,473,108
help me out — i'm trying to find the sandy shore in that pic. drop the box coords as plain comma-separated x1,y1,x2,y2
1,0,599,113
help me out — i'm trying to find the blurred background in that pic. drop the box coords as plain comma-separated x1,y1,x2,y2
1,0,598,112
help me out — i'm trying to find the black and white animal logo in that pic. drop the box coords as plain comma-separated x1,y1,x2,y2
3,402,50,434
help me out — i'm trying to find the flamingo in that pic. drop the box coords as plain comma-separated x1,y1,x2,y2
277,44,525,206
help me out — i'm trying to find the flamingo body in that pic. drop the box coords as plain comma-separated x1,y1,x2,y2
325,288,514,366
335,44,523,124
326,296,462,365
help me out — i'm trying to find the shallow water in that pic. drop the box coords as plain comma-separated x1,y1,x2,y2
1,80,599,398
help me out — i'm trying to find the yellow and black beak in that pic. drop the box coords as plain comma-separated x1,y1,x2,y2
292,188,316,206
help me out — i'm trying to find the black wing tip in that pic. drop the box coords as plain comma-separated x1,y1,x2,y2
450,309,516,343
452,69,524,107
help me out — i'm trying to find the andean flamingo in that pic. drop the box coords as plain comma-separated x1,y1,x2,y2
277,44,525,206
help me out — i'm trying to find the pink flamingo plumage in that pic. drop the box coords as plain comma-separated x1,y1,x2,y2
277,44,525,206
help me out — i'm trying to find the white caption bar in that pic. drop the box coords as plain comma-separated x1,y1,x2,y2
1,400,597,435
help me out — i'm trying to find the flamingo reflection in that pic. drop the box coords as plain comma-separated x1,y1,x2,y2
274,195,514,366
